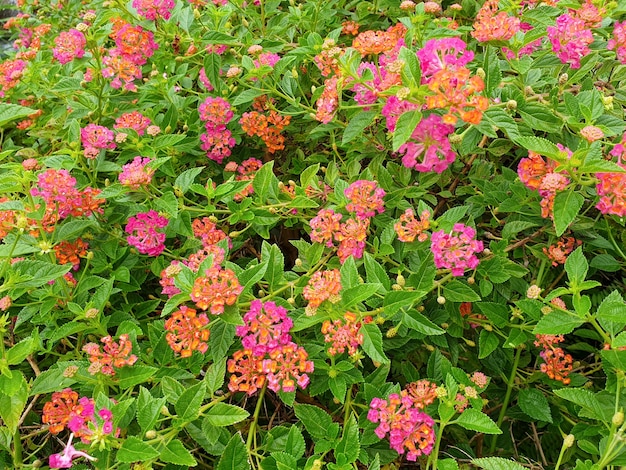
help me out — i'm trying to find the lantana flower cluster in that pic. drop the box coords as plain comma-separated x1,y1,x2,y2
199,96,236,163
52,29,86,64
83,334,138,375
368,380,438,461
228,300,314,395
125,210,169,256
240,102,292,154
534,334,573,385
321,312,368,356
430,224,483,276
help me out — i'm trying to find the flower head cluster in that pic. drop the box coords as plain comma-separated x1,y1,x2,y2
596,153,626,216
571,0,605,28
425,68,488,125
431,224,483,276
345,180,385,219
119,156,154,189
314,39,344,77
342,20,359,36
547,14,593,69
471,0,521,42
125,210,168,256
518,150,570,218
381,97,419,133
81,124,116,159
543,237,581,266
535,334,573,385
192,217,230,247
83,334,138,375
102,21,159,90
232,158,263,200
190,266,242,314
0,59,27,97
52,29,86,64
351,61,401,108
394,208,431,242
303,269,342,312
54,238,88,270
416,38,474,84
132,0,176,20
30,169,104,225
198,97,236,163
368,385,437,461
398,114,457,173
240,110,291,153
309,209,370,263
321,312,365,356
165,306,210,357
608,21,626,64
315,76,339,124
352,23,406,56
228,300,313,395
114,111,152,135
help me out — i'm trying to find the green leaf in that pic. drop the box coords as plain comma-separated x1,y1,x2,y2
363,252,391,291
392,110,422,151
518,389,552,423
160,439,197,466
478,330,499,359
0,374,27,433
383,291,426,316
153,191,178,218
174,167,205,195
175,382,206,422
342,111,377,145
6,335,37,366
403,310,444,336
29,368,76,396
253,161,278,202
438,459,460,470
209,320,236,362
293,404,338,440
216,433,251,470
553,388,604,417
340,256,359,289
482,46,502,95
455,409,502,434
205,357,227,395
117,437,160,463
54,220,97,243
533,310,584,335
360,323,389,364
553,191,584,237
117,366,158,389
398,46,421,85
472,457,526,470
232,89,264,106
341,283,381,307
335,415,360,464
565,247,588,286
285,425,305,459
443,280,481,302
12,260,72,289
137,387,167,432
514,136,560,159
0,103,36,128
517,103,563,133
261,242,285,290
206,403,250,427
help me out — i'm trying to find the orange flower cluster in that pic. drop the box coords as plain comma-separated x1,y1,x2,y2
42,388,80,434
240,110,291,153
82,334,138,376
394,208,431,243
190,266,243,314
0,198,15,240
303,269,342,312
543,237,581,266
321,312,366,356
535,334,573,385
165,306,210,357
425,67,489,125
342,20,360,36
314,39,344,77
54,238,89,270
352,23,406,56
471,0,521,42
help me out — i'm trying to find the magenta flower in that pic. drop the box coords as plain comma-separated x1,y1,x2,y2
125,210,169,256
119,156,154,189
398,114,456,173
53,29,86,64
81,124,116,159
132,0,176,20
381,96,419,133
49,434,97,469
416,37,474,84
237,300,294,357
344,180,386,219
430,223,483,276
608,21,626,64
547,14,593,69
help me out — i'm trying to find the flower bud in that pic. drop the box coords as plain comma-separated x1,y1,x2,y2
386,326,398,338
437,296,446,305
558,73,569,85
563,434,575,448
475,67,486,80
145,430,157,439
613,411,624,427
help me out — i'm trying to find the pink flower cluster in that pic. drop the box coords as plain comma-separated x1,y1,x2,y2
119,156,154,189
310,209,370,263
315,76,339,124
125,210,168,256
321,312,366,356
114,111,152,135
397,114,457,173
517,150,570,218
547,14,593,69
416,37,474,84
0,59,27,97
609,21,626,65
132,0,176,20
596,165,626,217
81,124,116,159
82,334,138,376
471,0,520,42
368,387,436,461
430,223,483,276
52,29,86,64
198,96,236,163
228,300,314,395
30,169,104,222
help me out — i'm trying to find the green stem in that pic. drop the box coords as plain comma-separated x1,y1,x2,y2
12,428,22,468
489,347,522,454
246,383,267,464
427,420,447,470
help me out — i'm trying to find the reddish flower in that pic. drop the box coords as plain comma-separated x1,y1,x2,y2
394,208,430,242
344,180,385,219
52,29,86,64
54,238,88,270
430,224,483,276
83,334,138,375
471,0,520,42
165,306,210,357
321,312,364,356
42,389,80,434
119,156,154,189
303,269,342,310
190,266,242,314
114,111,152,135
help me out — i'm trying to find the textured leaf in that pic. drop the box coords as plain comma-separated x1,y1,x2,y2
519,389,552,423
137,387,167,432
565,247,588,286
443,280,481,302
294,404,338,440
533,310,584,335
336,415,360,463
253,161,278,202
553,388,603,416
455,409,502,434
285,425,305,459
160,439,197,466
175,382,206,421
174,167,205,195
117,366,158,389
206,403,250,427
392,110,422,151
472,457,526,470
514,136,560,159
216,433,251,470
209,320,236,362
117,437,160,462
205,357,227,395
341,283,381,307
361,323,389,364
403,310,444,336
0,103,36,128
553,191,584,237
478,330,499,359
342,111,377,145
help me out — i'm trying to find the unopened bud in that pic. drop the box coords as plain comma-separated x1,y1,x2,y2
294,258,303,267
392,283,402,290
386,326,398,338
287,297,295,304
558,73,568,85
396,274,405,286
145,430,157,439
563,434,575,448
613,411,624,426
475,67,485,80
437,296,446,305
448,133,462,144
506,100,517,110
464,338,476,347
467,277,475,285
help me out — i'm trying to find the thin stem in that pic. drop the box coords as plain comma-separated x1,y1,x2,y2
489,347,522,454
246,383,267,466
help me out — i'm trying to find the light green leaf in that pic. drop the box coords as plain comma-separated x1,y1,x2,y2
205,357,227,396
336,415,360,464
514,136,560,159
443,280,481,302
472,457,526,470
565,247,588,286
533,310,584,335
117,437,160,462
341,283,381,307
216,433,251,470
0,103,36,128
553,191,584,237
206,403,250,427
253,161,278,202
403,310,444,336
137,387,167,432
519,389,552,423
454,409,502,434
478,330,499,359
285,425,305,459
360,323,389,364
174,167,205,195
175,382,206,422
392,110,422,151
342,111,377,145
293,404,339,440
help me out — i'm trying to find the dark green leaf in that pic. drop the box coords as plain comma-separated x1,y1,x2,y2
117,437,160,463
216,433,251,470
206,403,250,427
533,310,585,335
361,323,388,364
519,389,552,423
160,439,197,466
342,111,377,145
175,382,206,421
443,280,481,302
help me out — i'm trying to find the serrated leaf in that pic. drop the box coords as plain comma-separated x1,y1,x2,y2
553,189,583,236
472,457,526,470
403,310,444,336
443,280,481,302
29,368,76,396
293,404,337,440
205,357,227,395
342,111,377,145
361,323,389,364
216,433,251,470
438,459,460,470
0,103,36,128
206,403,250,427
565,246,588,286
6,336,36,366
12,260,72,289
383,291,426,316
392,110,422,151
253,161,278,202
341,283,381,307
336,415,360,464
160,439,197,466
175,382,205,421
518,389,552,423
553,388,605,417
285,425,305,459
209,320,236,362
174,167,205,195
515,136,560,159
533,310,584,335
478,330,499,359
117,437,160,463
117,366,158,389
137,387,167,432
454,409,502,434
